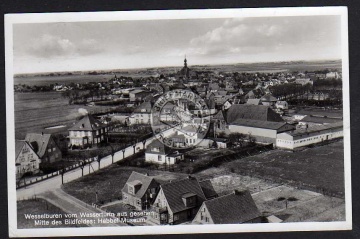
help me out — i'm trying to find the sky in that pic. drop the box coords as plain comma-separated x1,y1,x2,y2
13,15,342,74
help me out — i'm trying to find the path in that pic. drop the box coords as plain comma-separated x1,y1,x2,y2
38,188,127,227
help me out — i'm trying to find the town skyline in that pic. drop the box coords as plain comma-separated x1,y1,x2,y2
13,15,342,74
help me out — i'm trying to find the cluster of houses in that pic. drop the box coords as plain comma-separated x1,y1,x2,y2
121,171,262,225
15,57,343,180
15,114,110,180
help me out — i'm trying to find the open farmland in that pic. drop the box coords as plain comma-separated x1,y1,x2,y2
14,92,110,139
220,140,345,195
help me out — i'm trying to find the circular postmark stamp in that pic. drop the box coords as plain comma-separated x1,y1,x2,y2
151,89,210,149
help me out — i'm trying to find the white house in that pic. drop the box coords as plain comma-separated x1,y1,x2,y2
128,101,152,125
145,140,184,165
15,140,41,180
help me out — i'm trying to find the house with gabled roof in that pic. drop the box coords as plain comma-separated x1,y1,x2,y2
129,101,152,125
192,190,261,224
15,140,41,180
149,176,208,225
121,171,161,210
145,140,184,165
25,133,62,163
68,114,108,148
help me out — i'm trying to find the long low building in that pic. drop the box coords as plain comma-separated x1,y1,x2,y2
228,119,295,144
276,122,343,149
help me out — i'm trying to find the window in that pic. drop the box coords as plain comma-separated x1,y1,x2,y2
205,217,209,222
174,215,179,221
158,155,162,161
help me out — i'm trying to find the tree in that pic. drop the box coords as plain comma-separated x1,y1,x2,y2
228,133,246,146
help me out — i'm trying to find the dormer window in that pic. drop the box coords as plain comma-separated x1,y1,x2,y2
127,180,142,195
152,147,160,152
181,192,197,207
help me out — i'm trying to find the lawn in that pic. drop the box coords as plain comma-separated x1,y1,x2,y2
62,165,187,205
17,199,88,228
221,140,345,196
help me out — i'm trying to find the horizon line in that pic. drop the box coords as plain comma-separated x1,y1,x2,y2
14,58,342,76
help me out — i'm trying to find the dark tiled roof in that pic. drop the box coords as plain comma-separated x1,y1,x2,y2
145,140,167,154
204,190,261,224
24,133,52,158
199,180,218,199
121,171,159,199
246,99,261,105
68,114,106,131
161,177,207,213
225,104,283,124
230,118,291,130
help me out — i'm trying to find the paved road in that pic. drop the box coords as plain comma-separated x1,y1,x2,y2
38,188,127,227
17,128,176,200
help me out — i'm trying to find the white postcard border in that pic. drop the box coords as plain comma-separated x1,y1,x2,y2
5,6,351,237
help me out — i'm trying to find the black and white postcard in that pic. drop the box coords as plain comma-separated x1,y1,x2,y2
5,7,351,237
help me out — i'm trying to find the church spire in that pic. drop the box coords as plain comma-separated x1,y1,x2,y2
184,55,187,68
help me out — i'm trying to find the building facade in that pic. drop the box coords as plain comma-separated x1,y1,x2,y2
25,133,62,163
121,171,160,210
276,122,343,150
68,114,108,148
15,141,41,180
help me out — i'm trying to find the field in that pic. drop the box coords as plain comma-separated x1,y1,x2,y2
17,199,88,228
14,92,109,139
14,74,113,86
219,140,345,195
